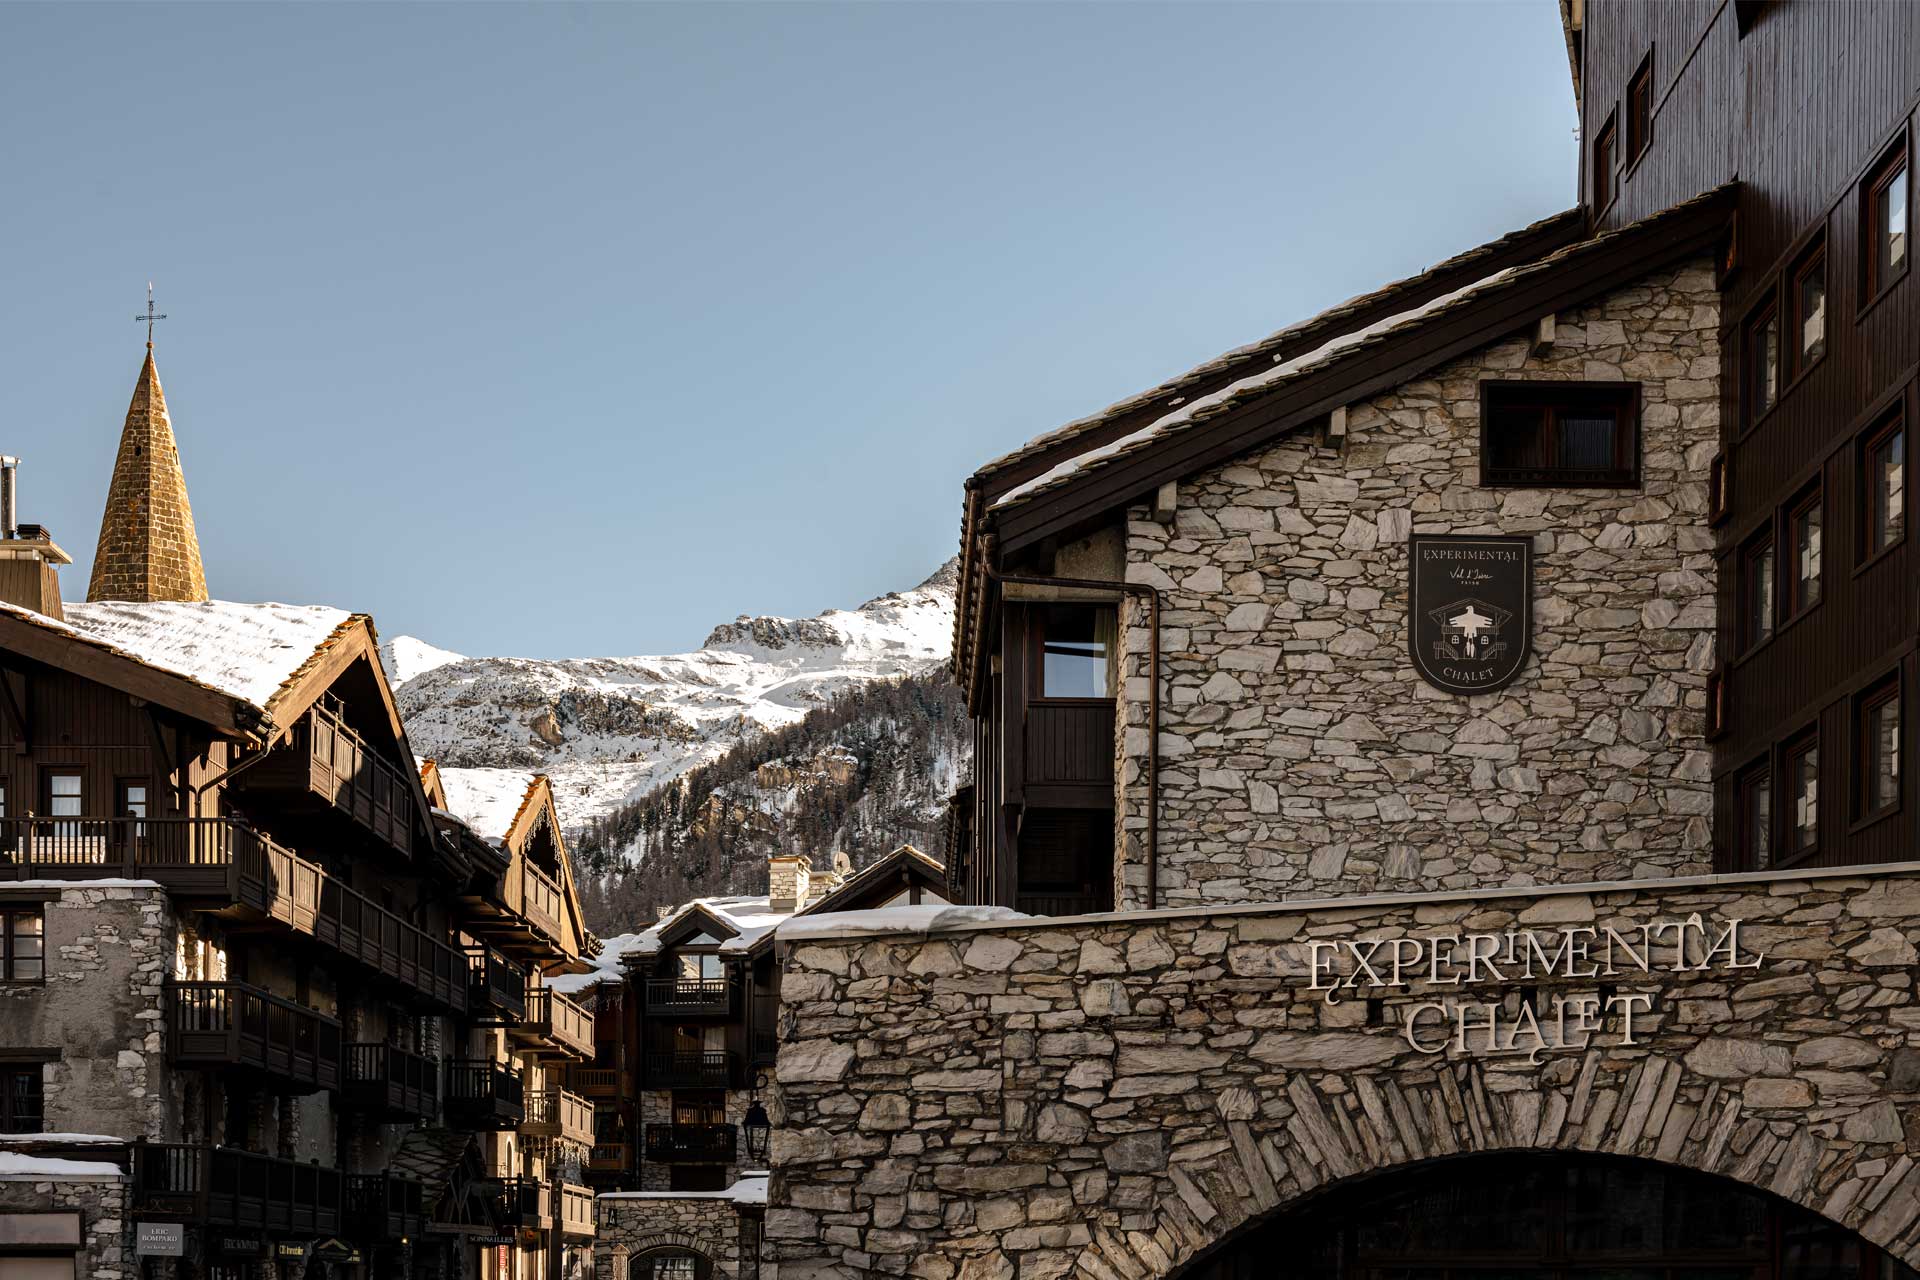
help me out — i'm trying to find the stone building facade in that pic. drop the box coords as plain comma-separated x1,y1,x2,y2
594,1192,754,1279
766,863,1920,1279
1112,260,1720,910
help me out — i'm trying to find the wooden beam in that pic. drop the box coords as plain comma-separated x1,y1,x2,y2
1152,480,1178,524
1531,313,1557,356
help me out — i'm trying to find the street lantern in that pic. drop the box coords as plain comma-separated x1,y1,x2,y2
743,1098,772,1164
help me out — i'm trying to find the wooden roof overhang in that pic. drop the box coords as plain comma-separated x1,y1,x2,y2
953,184,1738,709
453,890,573,969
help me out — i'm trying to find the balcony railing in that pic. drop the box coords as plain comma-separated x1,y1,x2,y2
302,700,413,854
494,1177,551,1229
560,1182,595,1240
315,878,466,1014
346,1172,426,1241
643,1124,737,1164
644,976,732,1016
587,1142,629,1172
0,816,321,928
343,1043,437,1120
445,1059,523,1129
465,943,528,1021
133,1142,342,1236
567,1062,622,1098
643,1050,733,1090
167,981,341,1095
520,860,564,942
522,1088,595,1147
518,984,594,1059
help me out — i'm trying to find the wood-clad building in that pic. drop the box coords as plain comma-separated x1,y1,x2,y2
0,343,598,1280
948,0,1920,916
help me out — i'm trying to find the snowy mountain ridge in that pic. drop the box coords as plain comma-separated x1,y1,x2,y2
383,560,959,834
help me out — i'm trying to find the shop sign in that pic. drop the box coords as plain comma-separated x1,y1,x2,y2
473,1234,515,1246
313,1238,362,1264
214,1233,266,1258
1408,533,1532,695
135,1222,185,1257
1307,914,1763,1065
276,1241,311,1262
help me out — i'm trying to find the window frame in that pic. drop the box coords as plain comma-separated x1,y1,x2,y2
1477,381,1642,489
1743,294,1781,432
1591,111,1618,216
0,908,43,985
1854,673,1903,829
1863,133,1911,309
1781,729,1821,865
1785,236,1828,386
1782,481,1824,626
1707,453,1729,526
1859,411,1908,570
0,1063,43,1134
1031,602,1119,702
1738,526,1777,657
1704,666,1728,741
1733,756,1772,872
1625,51,1655,170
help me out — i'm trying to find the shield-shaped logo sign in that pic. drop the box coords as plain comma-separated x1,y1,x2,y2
1407,533,1532,695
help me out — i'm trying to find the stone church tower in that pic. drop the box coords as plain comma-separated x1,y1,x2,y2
86,343,208,602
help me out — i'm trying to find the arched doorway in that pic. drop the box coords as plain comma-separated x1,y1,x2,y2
1178,1154,1920,1280
629,1247,712,1280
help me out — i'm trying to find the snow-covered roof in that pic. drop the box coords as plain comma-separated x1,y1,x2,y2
0,1151,123,1180
15,598,356,715
599,1172,769,1204
435,766,540,844
546,929,644,995
0,1133,125,1145
778,903,1026,942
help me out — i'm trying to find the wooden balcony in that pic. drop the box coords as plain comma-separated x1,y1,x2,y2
514,983,594,1060
243,699,415,857
495,1177,551,1229
560,1182,595,1241
0,816,321,931
166,981,341,1094
132,1141,342,1236
522,1088,595,1147
643,1050,733,1090
445,1059,523,1130
587,1142,629,1173
643,976,732,1017
643,1124,737,1164
465,942,528,1022
314,877,466,1014
346,1172,426,1242
1024,699,1116,801
457,856,570,959
567,1065,622,1098
343,1043,437,1120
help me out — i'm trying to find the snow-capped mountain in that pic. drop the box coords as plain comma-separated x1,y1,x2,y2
384,560,958,833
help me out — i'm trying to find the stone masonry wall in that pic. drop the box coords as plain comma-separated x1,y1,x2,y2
596,1193,746,1279
0,1170,131,1280
0,883,179,1140
768,864,1920,1279
1115,258,1720,909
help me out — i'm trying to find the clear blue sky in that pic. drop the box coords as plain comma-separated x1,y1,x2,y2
1,1,1575,658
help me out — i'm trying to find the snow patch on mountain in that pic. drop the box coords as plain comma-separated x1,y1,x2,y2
387,560,958,833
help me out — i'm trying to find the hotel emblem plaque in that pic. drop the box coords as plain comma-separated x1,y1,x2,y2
1408,533,1532,695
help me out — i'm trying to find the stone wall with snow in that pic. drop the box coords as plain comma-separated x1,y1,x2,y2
1115,259,1719,909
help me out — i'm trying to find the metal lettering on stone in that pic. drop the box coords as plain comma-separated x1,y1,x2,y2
1407,533,1532,695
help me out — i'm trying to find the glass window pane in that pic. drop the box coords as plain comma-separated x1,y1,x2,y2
1040,605,1116,699
1884,163,1909,277
1558,414,1617,471
47,775,81,819
1747,544,1775,647
1794,502,1822,609
1745,771,1772,870
1875,428,1907,552
1792,745,1819,852
1871,696,1901,814
1799,257,1827,364
1752,313,1779,416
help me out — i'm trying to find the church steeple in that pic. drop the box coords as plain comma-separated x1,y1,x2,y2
86,340,208,603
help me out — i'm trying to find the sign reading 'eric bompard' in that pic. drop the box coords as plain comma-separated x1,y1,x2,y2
1305,914,1762,1064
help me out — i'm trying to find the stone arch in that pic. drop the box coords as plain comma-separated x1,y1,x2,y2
1067,1057,1920,1280
627,1238,717,1280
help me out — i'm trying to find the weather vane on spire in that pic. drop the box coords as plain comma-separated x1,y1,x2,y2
135,282,167,346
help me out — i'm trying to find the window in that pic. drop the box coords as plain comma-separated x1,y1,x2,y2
1626,54,1654,164
0,910,42,983
1480,382,1639,487
43,774,80,818
1785,734,1820,859
1865,415,1906,558
1592,114,1616,212
0,1066,41,1134
1858,678,1901,822
1746,301,1779,424
1705,667,1728,740
1037,604,1117,698
632,1250,710,1280
1736,761,1772,870
1785,487,1822,619
1708,454,1729,524
1789,241,1827,377
116,780,147,840
1740,531,1775,653
1866,142,1909,299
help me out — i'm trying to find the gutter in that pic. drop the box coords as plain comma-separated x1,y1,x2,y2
989,570,1162,911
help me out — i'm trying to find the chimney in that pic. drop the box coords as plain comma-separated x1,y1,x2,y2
0,459,69,621
768,854,811,914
